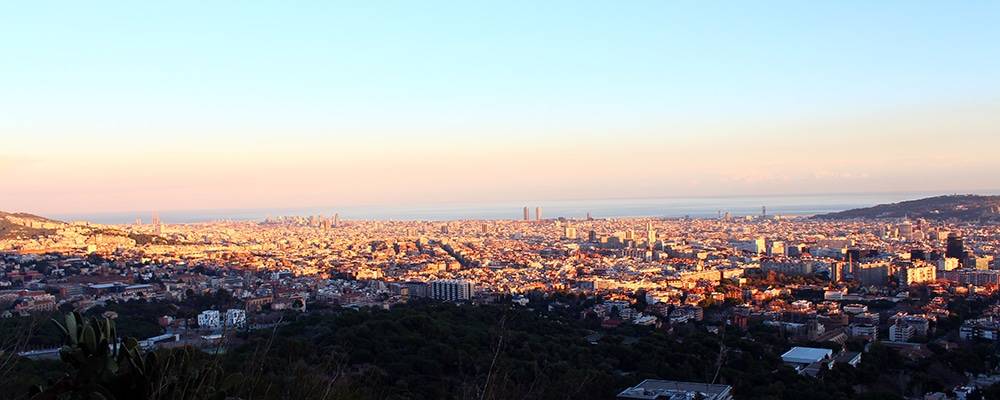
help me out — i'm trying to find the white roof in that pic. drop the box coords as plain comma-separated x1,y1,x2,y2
90,283,118,289
781,347,833,364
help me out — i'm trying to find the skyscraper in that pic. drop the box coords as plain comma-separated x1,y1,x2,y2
151,211,162,235
523,207,530,221
535,207,541,222
646,221,656,247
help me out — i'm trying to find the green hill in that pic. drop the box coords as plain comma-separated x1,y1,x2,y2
814,194,1000,221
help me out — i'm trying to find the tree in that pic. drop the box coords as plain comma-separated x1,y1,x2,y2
29,312,243,400
633,290,649,313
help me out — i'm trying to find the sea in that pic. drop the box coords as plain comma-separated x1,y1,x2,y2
49,192,971,225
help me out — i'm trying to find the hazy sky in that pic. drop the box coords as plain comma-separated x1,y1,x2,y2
3,1,999,215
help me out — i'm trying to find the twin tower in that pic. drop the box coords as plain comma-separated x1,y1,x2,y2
522,206,541,222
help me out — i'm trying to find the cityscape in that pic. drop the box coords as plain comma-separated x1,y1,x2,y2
4,197,1000,399
4,2,1000,400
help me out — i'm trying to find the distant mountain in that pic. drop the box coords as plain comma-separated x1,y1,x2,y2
0,211,66,240
814,194,1000,221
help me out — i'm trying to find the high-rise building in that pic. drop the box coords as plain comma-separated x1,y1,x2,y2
769,241,786,257
857,262,890,286
946,233,965,263
897,263,936,285
754,237,767,255
197,310,221,330
937,257,960,271
535,206,542,222
898,220,913,240
429,279,474,301
523,207,530,221
151,212,162,235
829,262,845,282
645,221,656,247
889,319,915,342
563,224,577,240
225,309,247,329
604,236,621,249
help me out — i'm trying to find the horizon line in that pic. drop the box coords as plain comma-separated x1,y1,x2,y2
28,189,999,224
39,189,1000,217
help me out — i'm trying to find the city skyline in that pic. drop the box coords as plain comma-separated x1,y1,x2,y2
4,1,1000,215
35,191,1000,225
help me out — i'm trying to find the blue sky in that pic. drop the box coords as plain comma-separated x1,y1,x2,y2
5,1,998,128
2,1,999,214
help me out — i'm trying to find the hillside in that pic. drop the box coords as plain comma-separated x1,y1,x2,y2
814,194,1000,221
0,211,180,245
0,211,65,240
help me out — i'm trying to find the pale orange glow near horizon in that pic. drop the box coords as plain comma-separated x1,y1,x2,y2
4,100,1000,215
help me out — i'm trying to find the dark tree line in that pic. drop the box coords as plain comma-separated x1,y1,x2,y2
4,302,1000,399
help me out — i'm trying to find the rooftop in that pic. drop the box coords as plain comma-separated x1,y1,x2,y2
781,346,833,364
617,379,733,400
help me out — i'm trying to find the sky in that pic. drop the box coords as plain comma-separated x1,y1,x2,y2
2,1,1000,215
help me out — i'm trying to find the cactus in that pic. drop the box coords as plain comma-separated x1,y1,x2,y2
31,313,244,400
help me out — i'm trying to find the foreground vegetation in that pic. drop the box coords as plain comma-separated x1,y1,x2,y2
3,299,1000,399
